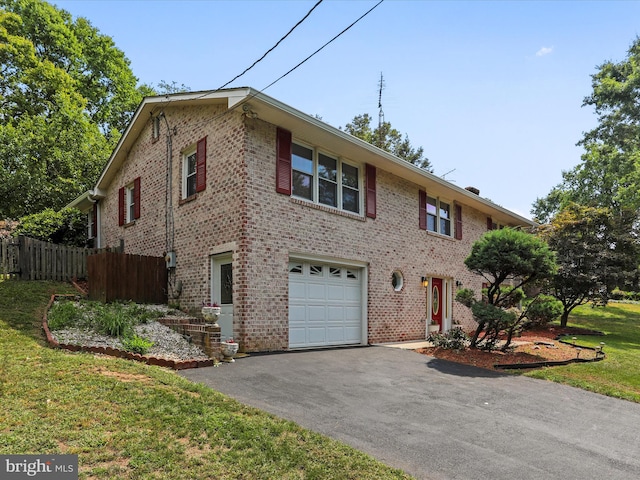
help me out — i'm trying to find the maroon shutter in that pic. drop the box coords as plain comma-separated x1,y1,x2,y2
196,137,207,193
487,217,493,230
419,190,427,230
276,127,292,195
365,164,376,219
92,202,98,238
454,203,462,240
134,177,141,219
118,187,125,226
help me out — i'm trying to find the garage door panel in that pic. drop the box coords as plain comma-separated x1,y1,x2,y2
327,285,345,300
307,283,326,300
289,260,363,348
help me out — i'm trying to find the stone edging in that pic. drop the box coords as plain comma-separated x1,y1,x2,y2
42,294,214,370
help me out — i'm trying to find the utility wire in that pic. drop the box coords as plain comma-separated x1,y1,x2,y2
216,0,324,91
260,0,384,92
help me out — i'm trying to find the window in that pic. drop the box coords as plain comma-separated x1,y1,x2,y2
420,191,453,237
126,184,136,223
181,137,207,199
291,142,361,214
119,177,140,225
391,271,404,292
152,116,161,142
183,150,197,198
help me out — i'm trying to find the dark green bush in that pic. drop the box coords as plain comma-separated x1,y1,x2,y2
524,294,563,328
14,207,87,247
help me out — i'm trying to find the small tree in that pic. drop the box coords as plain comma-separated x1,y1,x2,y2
461,228,557,350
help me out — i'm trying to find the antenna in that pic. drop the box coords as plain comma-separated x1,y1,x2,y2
378,72,385,131
377,72,384,148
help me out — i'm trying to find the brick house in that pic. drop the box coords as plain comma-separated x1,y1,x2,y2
80,87,534,352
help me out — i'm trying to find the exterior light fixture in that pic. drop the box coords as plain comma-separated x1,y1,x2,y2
455,280,463,288
421,277,429,288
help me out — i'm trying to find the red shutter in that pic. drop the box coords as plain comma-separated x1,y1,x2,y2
92,202,98,238
134,176,141,219
196,137,207,193
454,203,462,240
487,216,493,230
365,164,376,219
276,127,292,195
419,190,427,230
118,187,125,226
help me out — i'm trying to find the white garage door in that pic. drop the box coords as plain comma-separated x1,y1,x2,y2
288,260,363,348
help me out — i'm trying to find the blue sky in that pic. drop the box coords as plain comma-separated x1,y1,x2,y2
53,0,640,219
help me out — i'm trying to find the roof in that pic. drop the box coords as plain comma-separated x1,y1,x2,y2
93,87,535,227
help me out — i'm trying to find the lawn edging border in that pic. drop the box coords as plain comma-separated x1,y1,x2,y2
42,294,215,370
494,331,607,370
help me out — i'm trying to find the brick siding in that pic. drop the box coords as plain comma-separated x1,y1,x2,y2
100,105,502,352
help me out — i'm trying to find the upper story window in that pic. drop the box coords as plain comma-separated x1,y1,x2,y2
152,116,161,142
291,142,361,214
180,137,207,200
119,177,141,226
426,196,451,236
420,190,460,238
183,149,197,198
126,183,136,223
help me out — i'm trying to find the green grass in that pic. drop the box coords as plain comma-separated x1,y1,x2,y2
525,302,640,402
0,279,412,479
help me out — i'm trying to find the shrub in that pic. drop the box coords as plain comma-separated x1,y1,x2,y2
96,303,134,337
122,335,154,355
524,295,563,328
427,327,469,350
47,301,82,330
14,207,87,247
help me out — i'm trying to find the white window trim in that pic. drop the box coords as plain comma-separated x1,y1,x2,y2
125,184,135,223
292,141,363,215
426,195,453,237
182,147,197,199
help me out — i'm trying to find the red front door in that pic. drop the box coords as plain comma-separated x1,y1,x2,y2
432,278,443,329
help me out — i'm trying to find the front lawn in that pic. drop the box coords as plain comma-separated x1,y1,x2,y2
525,302,640,402
0,279,411,479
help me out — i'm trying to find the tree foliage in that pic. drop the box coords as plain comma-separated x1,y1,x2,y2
537,203,638,326
460,228,557,350
14,207,87,246
343,113,433,171
0,0,150,218
532,37,640,226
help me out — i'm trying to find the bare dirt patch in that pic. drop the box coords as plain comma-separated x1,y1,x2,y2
416,326,603,370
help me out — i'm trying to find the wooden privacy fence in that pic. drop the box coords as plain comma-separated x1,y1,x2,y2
0,236,89,281
88,252,167,304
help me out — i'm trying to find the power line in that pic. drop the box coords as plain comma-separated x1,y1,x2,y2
260,0,385,92
216,0,324,91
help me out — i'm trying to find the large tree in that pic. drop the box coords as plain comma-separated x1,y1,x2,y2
532,37,640,224
343,113,433,171
537,203,637,326
532,37,640,293
0,0,150,218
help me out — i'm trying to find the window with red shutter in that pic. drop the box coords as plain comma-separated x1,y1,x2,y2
454,203,462,240
276,128,292,195
196,137,207,193
419,190,427,230
365,164,376,219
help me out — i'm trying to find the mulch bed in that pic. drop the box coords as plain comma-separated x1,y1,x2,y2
416,326,604,370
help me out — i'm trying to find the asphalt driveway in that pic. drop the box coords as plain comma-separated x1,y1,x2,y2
181,346,640,480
